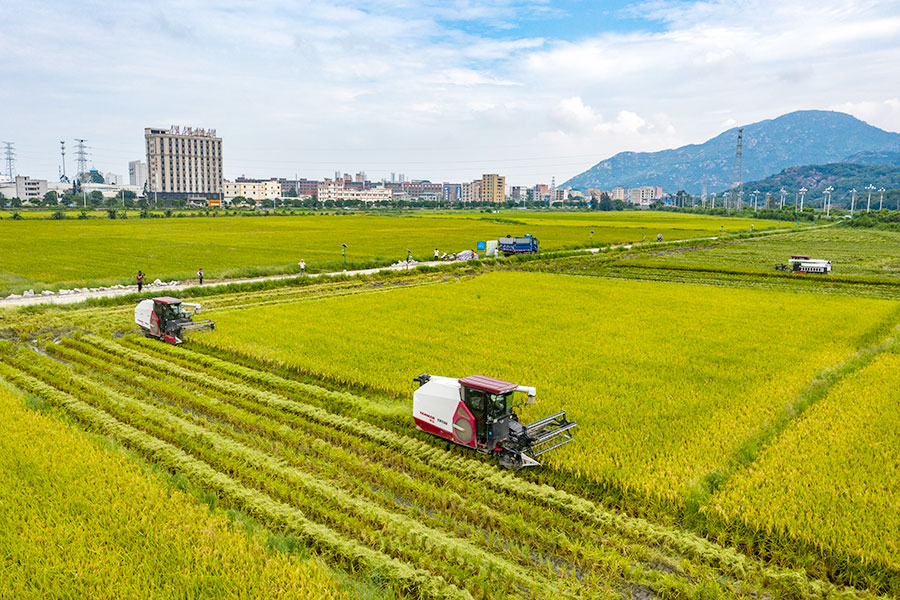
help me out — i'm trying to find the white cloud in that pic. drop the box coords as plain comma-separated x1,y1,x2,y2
829,99,900,131
1,0,899,186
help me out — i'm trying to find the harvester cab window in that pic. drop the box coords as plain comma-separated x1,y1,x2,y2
490,393,511,421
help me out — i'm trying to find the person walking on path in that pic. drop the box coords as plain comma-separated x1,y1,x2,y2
299,259,306,275
198,268,204,285
136,270,144,293
434,248,439,260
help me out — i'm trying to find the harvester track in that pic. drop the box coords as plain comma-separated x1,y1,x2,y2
0,336,883,600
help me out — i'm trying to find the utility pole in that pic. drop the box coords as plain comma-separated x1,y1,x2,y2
779,188,786,209
2,141,15,180
60,141,68,182
799,187,807,212
865,184,875,212
824,186,834,217
752,189,760,211
879,187,886,211
850,188,857,215
730,128,743,211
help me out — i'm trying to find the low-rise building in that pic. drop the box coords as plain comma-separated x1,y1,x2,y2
8,176,48,200
628,186,664,206
317,179,392,203
611,187,628,201
223,178,282,203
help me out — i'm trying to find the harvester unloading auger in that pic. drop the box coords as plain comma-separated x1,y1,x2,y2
413,374,577,469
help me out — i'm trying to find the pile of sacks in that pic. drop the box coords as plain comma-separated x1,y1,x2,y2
4,279,181,300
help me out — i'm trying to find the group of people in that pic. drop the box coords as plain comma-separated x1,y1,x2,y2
135,268,205,292
134,260,313,294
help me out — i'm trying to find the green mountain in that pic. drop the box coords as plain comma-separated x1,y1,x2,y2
562,110,900,194
739,163,900,210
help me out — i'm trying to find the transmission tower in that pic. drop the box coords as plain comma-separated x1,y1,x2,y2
59,140,69,182
73,138,89,182
2,142,15,180
730,128,743,210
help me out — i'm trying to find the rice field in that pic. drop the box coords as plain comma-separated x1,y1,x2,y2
0,211,780,295
0,380,347,600
3,226,899,598
200,271,899,504
616,226,900,278
0,333,876,600
708,349,900,589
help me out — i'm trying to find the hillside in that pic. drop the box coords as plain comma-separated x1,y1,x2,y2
739,163,900,209
563,110,900,194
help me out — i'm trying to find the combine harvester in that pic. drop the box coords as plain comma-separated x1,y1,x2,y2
775,255,832,274
413,374,576,469
134,297,215,344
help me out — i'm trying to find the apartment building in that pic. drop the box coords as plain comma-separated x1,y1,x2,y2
128,160,148,192
611,187,628,201
145,126,223,201
460,180,481,203
481,173,506,203
223,178,281,203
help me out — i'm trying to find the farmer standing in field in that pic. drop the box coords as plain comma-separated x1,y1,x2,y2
299,259,306,275
434,248,439,260
198,268,204,285
136,270,144,293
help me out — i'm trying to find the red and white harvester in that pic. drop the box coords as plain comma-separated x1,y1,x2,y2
134,297,215,344
413,374,577,469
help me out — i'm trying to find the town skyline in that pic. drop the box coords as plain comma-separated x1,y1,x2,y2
2,0,900,185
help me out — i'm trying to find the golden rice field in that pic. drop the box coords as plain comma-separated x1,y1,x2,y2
708,348,900,578
0,381,347,600
0,332,881,600
200,271,899,504
0,211,781,295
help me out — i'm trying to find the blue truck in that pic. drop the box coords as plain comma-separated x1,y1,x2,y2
498,234,539,256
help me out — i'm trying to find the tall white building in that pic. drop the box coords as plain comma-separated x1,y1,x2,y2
145,126,223,201
129,160,148,192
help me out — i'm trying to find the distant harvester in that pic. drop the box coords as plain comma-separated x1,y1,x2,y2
775,255,832,274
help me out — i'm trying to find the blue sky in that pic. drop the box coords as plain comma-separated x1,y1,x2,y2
1,0,899,186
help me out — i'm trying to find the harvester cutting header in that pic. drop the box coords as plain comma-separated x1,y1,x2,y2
413,374,576,469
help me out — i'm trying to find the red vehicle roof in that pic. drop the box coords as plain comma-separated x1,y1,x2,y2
153,296,182,304
790,255,811,259
459,375,518,394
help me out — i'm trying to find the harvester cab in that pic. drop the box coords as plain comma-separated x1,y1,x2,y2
412,374,577,469
134,297,215,344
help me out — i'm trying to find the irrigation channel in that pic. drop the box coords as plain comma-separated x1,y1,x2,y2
0,331,881,600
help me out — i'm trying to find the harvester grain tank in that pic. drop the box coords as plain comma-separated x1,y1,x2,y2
774,255,832,274
134,297,215,344
413,374,576,469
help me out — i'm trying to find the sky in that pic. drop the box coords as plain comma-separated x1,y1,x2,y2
2,0,900,187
